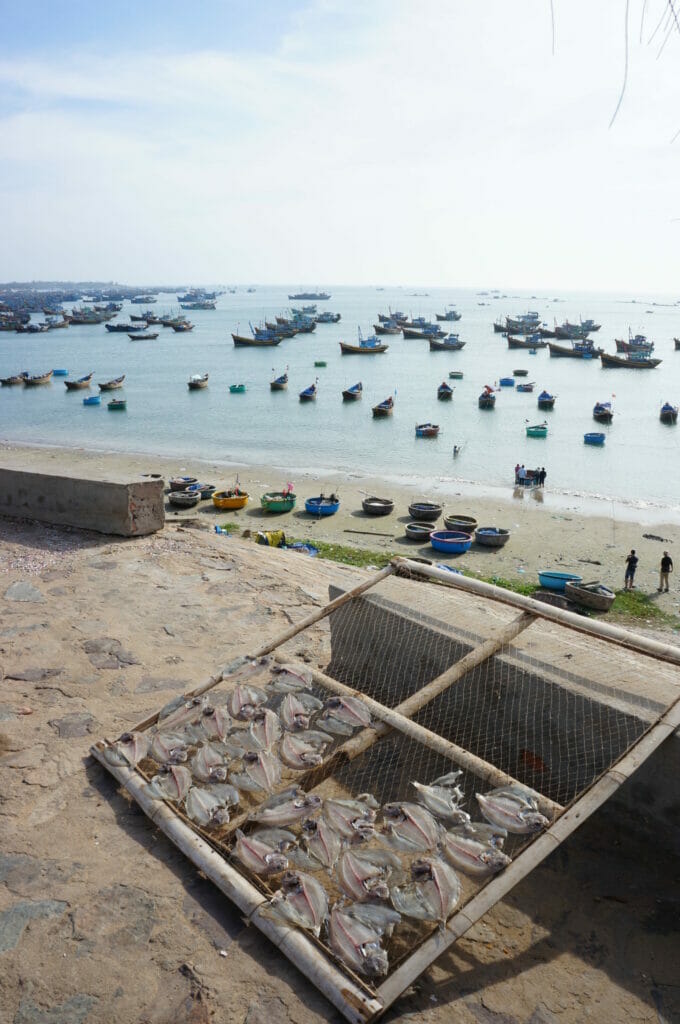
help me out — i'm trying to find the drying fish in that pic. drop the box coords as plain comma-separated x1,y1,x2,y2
191,743,228,783
264,871,328,936
233,828,289,875
391,857,460,925
344,902,401,938
279,729,333,770
150,731,189,764
279,692,323,732
452,820,507,846
251,826,298,851
229,655,271,680
299,817,342,869
323,795,379,841
185,787,231,827
145,764,192,802
440,830,512,877
198,705,232,742
382,802,441,852
319,696,371,735
230,749,281,792
411,771,470,825
269,664,313,693
227,684,268,721
251,790,323,827
208,782,240,808
157,695,207,731
328,907,389,977
248,708,282,749
337,848,401,901
103,731,149,767
476,788,550,835
218,730,260,759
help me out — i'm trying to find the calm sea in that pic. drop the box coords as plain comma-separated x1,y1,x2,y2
1,286,679,511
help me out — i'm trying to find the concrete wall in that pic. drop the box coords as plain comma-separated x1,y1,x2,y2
0,466,165,536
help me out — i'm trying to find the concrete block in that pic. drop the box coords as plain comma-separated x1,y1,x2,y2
0,466,164,536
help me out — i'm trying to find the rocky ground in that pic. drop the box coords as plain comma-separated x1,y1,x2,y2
0,516,678,1024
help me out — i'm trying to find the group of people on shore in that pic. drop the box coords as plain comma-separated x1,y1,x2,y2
514,464,547,487
624,549,673,592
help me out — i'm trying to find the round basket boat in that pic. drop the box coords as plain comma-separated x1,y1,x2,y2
564,580,615,611
168,490,201,508
212,489,249,510
444,513,478,532
405,522,435,541
169,476,198,492
305,496,340,517
408,501,442,522
430,530,472,554
362,496,394,516
474,527,510,548
187,483,216,501
538,570,583,592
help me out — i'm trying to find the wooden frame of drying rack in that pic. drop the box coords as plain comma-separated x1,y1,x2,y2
91,557,680,1023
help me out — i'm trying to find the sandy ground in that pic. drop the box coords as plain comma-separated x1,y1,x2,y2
0,508,678,1024
2,442,680,612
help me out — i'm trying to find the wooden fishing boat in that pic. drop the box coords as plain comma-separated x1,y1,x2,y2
232,333,282,347
187,373,209,390
584,432,606,446
107,399,127,411
212,488,249,510
600,351,661,368
549,341,603,359
564,579,615,612
513,369,529,377
170,476,198,491
444,514,478,532
342,382,362,401
172,321,194,332
429,336,465,351
478,388,496,409
261,491,296,513
516,382,535,392
99,375,125,391
435,307,462,322
449,370,464,379
229,384,246,394
408,501,442,522
1,372,29,386
128,331,159,340
64,373,94,391
105,322,138,333
373,323,401,335
23,370,54,386
304,495,340,517
526,422,548,438
83,395,101,406
507,335,547,349
437,382,454,400
537,390,556,410
372,396,394,417
593,402,613,423
615,336,654,354
270,372,288,391
405,522,434,541
299,382,317,401
415,422,440,437
168,489,200,508
361,496,393,516
430,530,472,554
475,527,510,548
340,328,388,354
660,402,678,424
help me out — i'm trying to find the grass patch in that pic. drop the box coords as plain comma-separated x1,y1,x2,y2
472,573,538,597
609,588,680,627
289,537,396,568
218,521,242,534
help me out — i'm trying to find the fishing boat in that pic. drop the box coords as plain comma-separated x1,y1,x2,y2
105,322,138,333
187,373,209,390
402,326,439,340
564,580,615,611
304,494,340,516
107,399,127,411
435,306,462,321
377,310,406,323
83,395,101,406
288,291,330,300
660,402,678,424
64,373,94,391
401,317,432,331
23,370,54,386
437,382,454,400
615,333,654,354
584,432,606,446
229,384,246,394
372,396,394,417
475,527,510,548
507,334,548,349
373,322,401,335
314,360,327,368
506,312,542,332
315,311,341,323
172,321,194,332
449,370,464,379
408,501,442,522
342,382,362,401
499,377,514,387
99,375,125,391
168,489,200,509
340,327,388,354
405,522,435,541
516,382,535,392
261,490,297,513
1,372,29,386
232,332,282,347
170,476,198,491
299,382,317,401
429,335,466,351
415,422,440,437
270,371,288,391
548,340,603,359
537,390,556,410
52,369,68,376
478,386,496,409
212,488,249,510
526,422,548,438
362,496,393,516
513,369,529,377
593,401,613,423
128,331,159,340
430,530,473,554
554,320,592,340
538,570,583,592
444,513,478,532
600,351,661,368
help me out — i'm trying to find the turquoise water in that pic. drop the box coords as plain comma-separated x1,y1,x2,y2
1,286,679,510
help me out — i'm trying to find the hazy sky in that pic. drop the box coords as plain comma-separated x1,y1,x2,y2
1,0,679,291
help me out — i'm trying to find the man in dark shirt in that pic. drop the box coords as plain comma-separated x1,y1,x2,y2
659,551,673,593
625,549,638,590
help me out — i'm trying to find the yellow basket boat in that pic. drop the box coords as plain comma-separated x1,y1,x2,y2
212,489,249,511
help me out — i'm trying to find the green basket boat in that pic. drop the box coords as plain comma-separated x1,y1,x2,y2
525,422,548,438
261,491,297,513
107,399,127,411
229,383,246,394
314,360,327,367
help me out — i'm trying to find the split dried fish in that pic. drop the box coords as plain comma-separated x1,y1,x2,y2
476,787,550,835
344,902,401,938
452,820,507,846
230,749,282,792
251,791,323,826
103,731,149,767
191,743,229,783
328,907,389,977
227,684,268,721
198,705,232,742
157,695,207,731
382,802,441,852
185,786,231,827
319,696,371,735
337,848,401,902
269,664,313,693
440,830,512,877
251,826,298,851
233,828,289,875
412,771,470,825
299,818,342,869
150,732,189,764
207,782,240,808
264,871,328,936
279,692,323,732
146,764,192,802
248,708,282,749
218,730,261,759
391,857,460,925
279,729,333,770
323,795,379,841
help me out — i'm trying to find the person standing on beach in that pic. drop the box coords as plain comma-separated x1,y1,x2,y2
658,551,673,592
539,467,546,487
624,549,638,590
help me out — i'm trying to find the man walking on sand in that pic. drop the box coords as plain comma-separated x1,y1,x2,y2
624,549,638,590
658,551,673,593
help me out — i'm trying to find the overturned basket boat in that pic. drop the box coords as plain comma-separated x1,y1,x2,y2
362,496,394,516
475,526,510,548
564,580,615,611
168,489,201,509
408,501,442,522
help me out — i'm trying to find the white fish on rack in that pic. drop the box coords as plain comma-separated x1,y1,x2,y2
328,907,389,977
337,848,401,901
150,731,189,764
411,771,471,825
251,790,323,826
263,871,328,937
145,764,192,802
103,731,149,767
319,696,371,735
476,786,550,835
279,692,324,732
323,795,379,841
233,828,290,875
440,829,512,877
191,743,229,783
198,705,232,742
269,664,313,693
227,684,268,721
297,817,343,869
231,749,282,792
382,802,441,852
279,729,333,770
248,708,282,750
185,786,231,827
390,857,461,925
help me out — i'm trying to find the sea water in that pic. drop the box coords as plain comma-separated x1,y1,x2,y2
1,285,679,512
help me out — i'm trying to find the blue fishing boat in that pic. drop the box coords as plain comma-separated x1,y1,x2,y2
52,369,68,376
415,422,440,437
538,570,583,591
305,494,340,516
516,382,535,392
83,395,101,406
315,311,341,323
437,381,454,400
537,390,555,410
593,401,613,423
340,327,388,354
584,432,606,446
372,396,394,417
660,402,678,424
270,371,288,391
499,377,515,387
430,530,473,554
428,334,466,351
342,382,362,401
435,306,462,322
299,381,317,402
